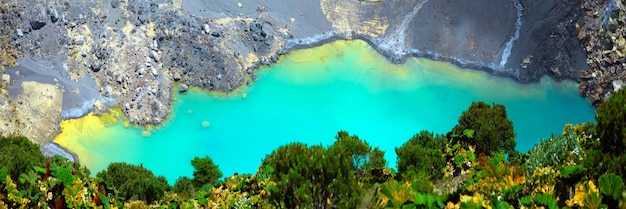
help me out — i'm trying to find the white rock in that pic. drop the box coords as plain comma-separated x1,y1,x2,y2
16,29,23,37
202,24,210,34
151,50,160,62
613,80,624,92
93,99,105,111
105,86,113,95
1,74,9,84
237,2,242,8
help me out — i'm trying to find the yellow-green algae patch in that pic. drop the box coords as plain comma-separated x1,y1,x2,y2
53,40,595,183
54,109,126,173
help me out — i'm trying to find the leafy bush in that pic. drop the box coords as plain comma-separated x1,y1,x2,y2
525,124,586,177
0,136,45,181
596,88,626,153
333,130,387,175
376,180,414,208
598,173,624,201
413,193,444,208
395,131,447,180
520,193,559,209
96,162,170,203
559,165,586,184
173,176,194,198
465,151,524,207
190,156,222,188
261,142,362,208
443,129,479,177
453,101,516,156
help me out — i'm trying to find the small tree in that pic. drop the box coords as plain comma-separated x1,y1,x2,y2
332,130,386,174
395,131,447,180
173,176,195,198
191,156,222,188
262,141,363,208
595,88,626,153
96,162,170,203
453,101,516,156
364,147,387,172
0,136,45,181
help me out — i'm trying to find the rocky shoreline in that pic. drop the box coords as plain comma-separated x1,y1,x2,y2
577,0,626,106
0,0,609,149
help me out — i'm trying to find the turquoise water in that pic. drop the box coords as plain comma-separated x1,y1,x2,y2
55,40,596,183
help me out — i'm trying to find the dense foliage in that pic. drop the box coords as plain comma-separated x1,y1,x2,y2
96,162,170,203
596,88,626,153
263,143,360,208
395,131,447,180
173,176,194,198
260,131,388,208
191,156,223,188
0,136,45,181
453,101,516,157
333,131,387,175
2,99,626,208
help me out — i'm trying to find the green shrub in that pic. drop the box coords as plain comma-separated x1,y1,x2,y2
525,126,584,177
0,136,45,181
376,179,414,208
395,131,447,180
173,176,195,198
490,193,512,209
333,130,387,174
598,173,624,200
520,193,558,209
413,193,444,208
596,88,626,153
261,141,362,208
190,156,222,188
453,101,516,156
97,162,170,203
559,165,586,183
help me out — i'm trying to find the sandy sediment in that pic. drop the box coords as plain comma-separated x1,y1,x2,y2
0,81,62,146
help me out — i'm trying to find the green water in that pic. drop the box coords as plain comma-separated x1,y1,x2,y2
55,40,595,183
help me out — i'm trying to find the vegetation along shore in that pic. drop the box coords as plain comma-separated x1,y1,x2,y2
1,89,626,208
1,0,626,208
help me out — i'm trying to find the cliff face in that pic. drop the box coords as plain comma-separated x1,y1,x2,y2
0,0,593,144
314,0,589,81
578,0,626,105
507,0,590,81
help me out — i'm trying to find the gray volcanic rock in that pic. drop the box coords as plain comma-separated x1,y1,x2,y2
365,0,588,82
508,0,589,81
408,0,517,69
156,16,242,92
111,0,120,9
30,4,47,30
577,0,626,105
182,0,332,39
0,0,599,145
178,84,188,93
